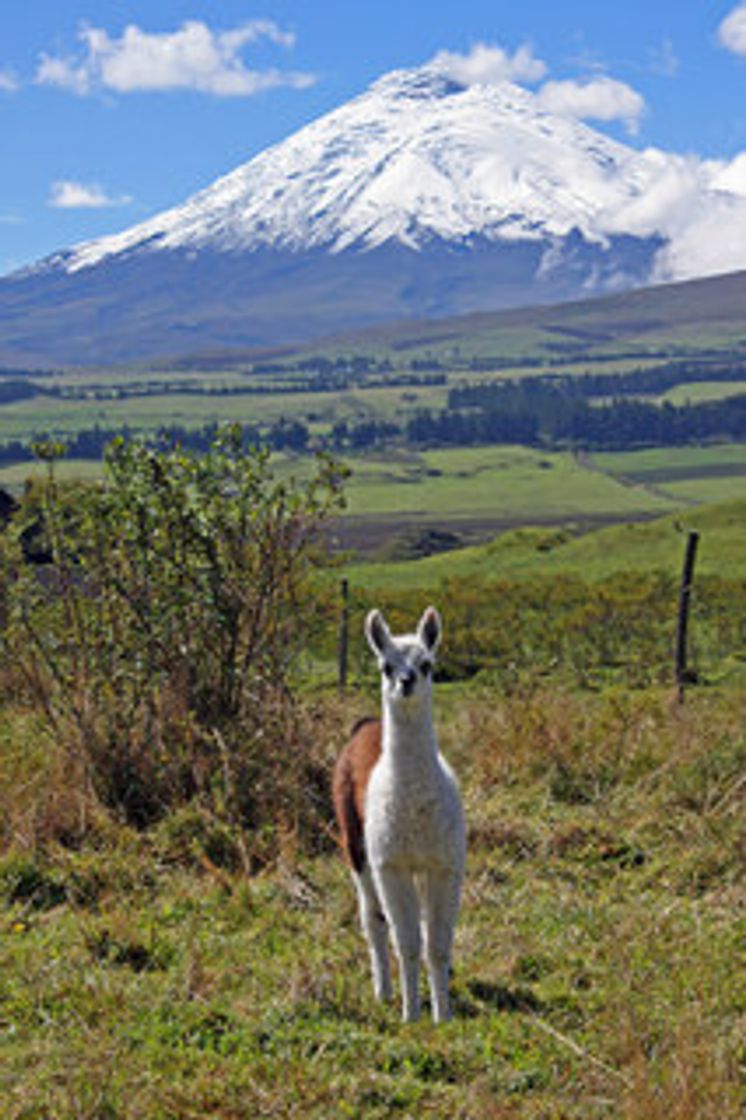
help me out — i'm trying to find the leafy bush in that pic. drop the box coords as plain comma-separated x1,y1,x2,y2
1,429,345,852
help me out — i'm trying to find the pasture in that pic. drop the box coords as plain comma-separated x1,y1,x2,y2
1,683,743,1119
344,497,746,590
340,447,679,521
0,435,743,1118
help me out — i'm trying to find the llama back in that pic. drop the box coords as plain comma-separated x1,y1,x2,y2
332,717,382,873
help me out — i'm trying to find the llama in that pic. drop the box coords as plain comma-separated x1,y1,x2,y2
333,606,466,1022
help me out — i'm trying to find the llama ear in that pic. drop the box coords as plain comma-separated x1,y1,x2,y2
365,609,391,656
418,606,442,651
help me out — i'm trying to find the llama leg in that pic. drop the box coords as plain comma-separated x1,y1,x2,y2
374,866,421,1022
422,869,462,1022
353,866,391,1001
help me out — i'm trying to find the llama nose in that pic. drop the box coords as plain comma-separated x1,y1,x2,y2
400,669,417,696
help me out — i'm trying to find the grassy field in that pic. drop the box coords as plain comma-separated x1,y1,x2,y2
341,447,680,522
0,427,743,1117
344,498,746,590
590,444,746,478
1,681,743,1119
657,381,746,406
2,444,743,562
0,458,104,488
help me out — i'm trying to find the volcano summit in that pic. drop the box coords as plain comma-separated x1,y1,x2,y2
0,63,735,364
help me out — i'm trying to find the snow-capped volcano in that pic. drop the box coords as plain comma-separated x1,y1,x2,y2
60,66,655,271
2,61,735,363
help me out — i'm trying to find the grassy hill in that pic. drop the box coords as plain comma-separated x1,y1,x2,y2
300,268,746,365
159,267,746,371
345,498,746,589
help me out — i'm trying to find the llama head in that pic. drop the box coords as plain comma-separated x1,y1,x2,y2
365,607,442,705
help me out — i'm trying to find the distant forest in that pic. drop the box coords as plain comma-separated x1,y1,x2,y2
0,356,745,463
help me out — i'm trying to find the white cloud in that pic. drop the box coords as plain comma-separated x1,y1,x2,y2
537,76,646,135
429,42,548,86
654,191,746,280
709,150,746,195
36,54,89,94
718,4,746,55
0,68,19,92
49,180,132,209
35,19,316,97
593,147,746,281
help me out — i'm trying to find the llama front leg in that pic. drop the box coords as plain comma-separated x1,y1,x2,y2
374,865,421,1021
422,869,462,1022
353,866,392,1001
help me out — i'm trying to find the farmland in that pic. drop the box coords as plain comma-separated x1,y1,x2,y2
1,291,745,558
4,443,746,555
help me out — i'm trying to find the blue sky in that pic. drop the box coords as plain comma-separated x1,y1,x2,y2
2,1,746,276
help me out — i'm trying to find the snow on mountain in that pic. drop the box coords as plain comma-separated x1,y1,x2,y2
58,66,660,273
4,61,745,363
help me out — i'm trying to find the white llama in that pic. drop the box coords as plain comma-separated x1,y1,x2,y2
333,606,466,1022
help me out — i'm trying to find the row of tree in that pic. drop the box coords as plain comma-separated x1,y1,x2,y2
1,377,745,463
0,417,312,466
450,359,746,407
335,391,746,451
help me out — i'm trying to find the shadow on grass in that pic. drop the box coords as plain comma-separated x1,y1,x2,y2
464,979,543,1014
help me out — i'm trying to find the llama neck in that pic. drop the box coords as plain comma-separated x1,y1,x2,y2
381,698,438,775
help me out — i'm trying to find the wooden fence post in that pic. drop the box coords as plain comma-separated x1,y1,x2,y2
675,531,699,703
338,577,349,693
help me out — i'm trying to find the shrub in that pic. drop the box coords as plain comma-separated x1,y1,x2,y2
1,429,345,853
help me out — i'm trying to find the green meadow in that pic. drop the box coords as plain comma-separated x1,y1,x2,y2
2,444,744,543
0,432,744,1119
342,498,745,591
341,446,679,521
1,676,743,1120
657,380,746,406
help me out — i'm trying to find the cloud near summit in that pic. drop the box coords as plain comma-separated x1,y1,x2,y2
428,42,645,134
426,41,746,282
35,19,316,97
536,77,645,136
430,42,548,85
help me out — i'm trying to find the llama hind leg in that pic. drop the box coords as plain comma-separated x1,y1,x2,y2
353,866,391,1001
375,866,421,1022
422,869,461,1022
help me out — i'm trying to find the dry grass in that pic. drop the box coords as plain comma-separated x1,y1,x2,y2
0,679,744,1118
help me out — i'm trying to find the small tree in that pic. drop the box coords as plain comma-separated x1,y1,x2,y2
1,428,345,852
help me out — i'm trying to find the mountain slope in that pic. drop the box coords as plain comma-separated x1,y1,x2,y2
0,64,734,365
49,69,659,268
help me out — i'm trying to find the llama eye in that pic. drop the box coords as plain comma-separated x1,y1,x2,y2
420,661,432,677
383,662,394,679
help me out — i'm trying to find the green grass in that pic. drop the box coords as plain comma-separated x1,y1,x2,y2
0,442,681,521
0,458,104,488
654,476,746,504
0,383,450,444
657,381,746,406
591,444,746,477
345,498,746,589
587,445,746,505
342,446,679,521
1,683,743,1118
